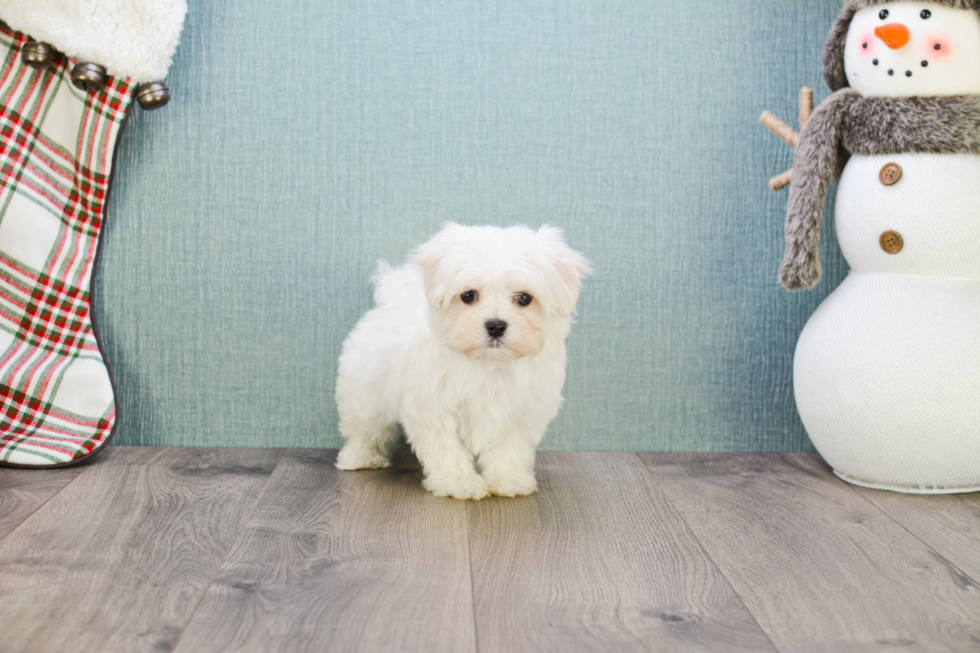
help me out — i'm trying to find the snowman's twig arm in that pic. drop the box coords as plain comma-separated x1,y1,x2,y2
760,112,800,147
780,89,859,290
770,168,794,192
799,87,813,127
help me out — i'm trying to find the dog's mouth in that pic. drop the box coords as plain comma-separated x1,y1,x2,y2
460,341,506,358
460,337,534,361
463,338,515,361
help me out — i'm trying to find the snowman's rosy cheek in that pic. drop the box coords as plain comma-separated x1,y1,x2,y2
927,36,952,59
858,31,877,56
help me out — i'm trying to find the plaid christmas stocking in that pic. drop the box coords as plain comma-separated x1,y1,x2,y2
0,24,136,466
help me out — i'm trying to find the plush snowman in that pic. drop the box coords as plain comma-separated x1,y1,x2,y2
782,0,980,492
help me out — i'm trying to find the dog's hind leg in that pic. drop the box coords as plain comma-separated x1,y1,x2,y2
336,416,399,470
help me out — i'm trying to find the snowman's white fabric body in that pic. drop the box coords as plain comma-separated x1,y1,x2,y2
787,1,980,492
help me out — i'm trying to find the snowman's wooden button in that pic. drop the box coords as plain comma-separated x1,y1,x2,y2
879,163,902,186
880,230,904,254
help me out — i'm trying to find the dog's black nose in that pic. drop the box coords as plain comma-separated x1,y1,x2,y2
485,319,507,339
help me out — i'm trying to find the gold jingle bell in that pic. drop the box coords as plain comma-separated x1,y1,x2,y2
71,62,106,92
22,41,56,69
136,82,170,111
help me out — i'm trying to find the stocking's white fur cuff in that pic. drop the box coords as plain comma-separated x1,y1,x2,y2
0,0,187,82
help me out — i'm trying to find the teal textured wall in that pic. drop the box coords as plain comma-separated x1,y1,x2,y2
98,0,847,451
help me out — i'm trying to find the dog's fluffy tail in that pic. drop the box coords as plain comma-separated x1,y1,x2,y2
371,260,399,306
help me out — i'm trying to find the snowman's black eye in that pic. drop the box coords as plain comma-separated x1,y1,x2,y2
879,9,889,19
461,290,478,304
921,9,931,19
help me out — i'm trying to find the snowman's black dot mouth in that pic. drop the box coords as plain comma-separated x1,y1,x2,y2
922,60,929,67
906,70,913,77
888,69,895,75
935,43,942,50
873,59,879,66
863,42,868,49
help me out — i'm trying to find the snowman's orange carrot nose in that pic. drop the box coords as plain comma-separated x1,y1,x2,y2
875,23,910,49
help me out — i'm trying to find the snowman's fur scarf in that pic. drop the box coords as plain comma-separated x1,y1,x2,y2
825,0,980,90
335,223,591,500
781,89,980,289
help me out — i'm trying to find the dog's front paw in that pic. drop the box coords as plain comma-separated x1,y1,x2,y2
336,443,392,470
423,473,490,500
486,472,538,497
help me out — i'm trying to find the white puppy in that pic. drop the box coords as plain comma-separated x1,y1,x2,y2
335,223,591,499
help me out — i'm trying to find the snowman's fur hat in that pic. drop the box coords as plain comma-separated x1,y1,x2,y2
825,0,980,91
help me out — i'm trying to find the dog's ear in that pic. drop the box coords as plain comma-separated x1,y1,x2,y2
537,226,592,317
412,224,458,310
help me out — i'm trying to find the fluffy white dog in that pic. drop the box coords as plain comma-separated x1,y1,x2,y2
335,223,591,499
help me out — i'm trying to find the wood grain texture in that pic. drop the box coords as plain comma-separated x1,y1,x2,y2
468,452,775,652
851,486,980,586
93,445,190,465
0,448,216,542
174,450,476,653
0,447,280,653
0,466,84,541
642,453,980,652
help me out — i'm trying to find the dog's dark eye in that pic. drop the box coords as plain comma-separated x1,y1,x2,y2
879,9,889,19
921,9,931,19
514,292,533,307
461,290,478,304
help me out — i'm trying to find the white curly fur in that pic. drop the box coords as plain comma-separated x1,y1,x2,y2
0,0,187,82
335,223,591,500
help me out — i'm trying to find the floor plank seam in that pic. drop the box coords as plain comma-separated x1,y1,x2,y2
168,450,286,652
465,501,481,653
0,469,88,545
631,453,784,653
838,476,980,589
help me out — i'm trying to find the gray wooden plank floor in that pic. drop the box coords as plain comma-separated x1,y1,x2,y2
851,485,980,586
0,464,85,541
0,448,280,653
175,450,475,653
1,448,979,652
468,452,773,653
642,453,980,652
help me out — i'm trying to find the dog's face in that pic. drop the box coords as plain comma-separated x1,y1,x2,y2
413,224,591,362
